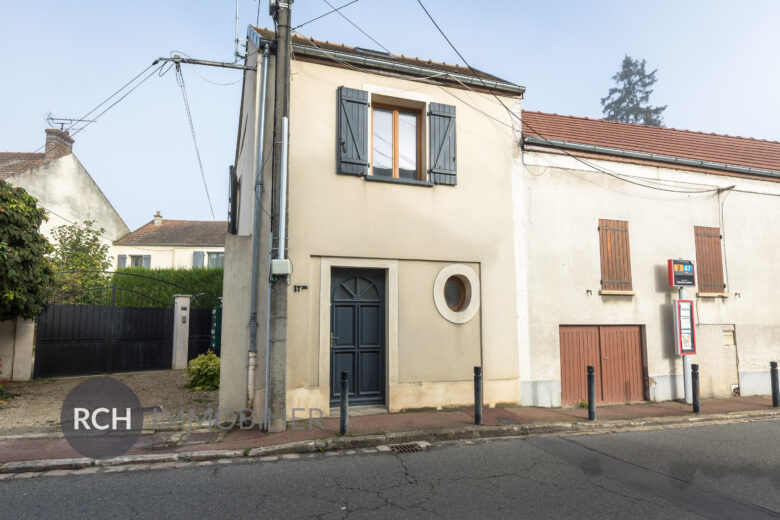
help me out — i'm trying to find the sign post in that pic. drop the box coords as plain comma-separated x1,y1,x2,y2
669,259,696,404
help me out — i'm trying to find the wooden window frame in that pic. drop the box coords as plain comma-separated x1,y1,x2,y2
370,103,423,181
129,255,144,268
598,219,633,293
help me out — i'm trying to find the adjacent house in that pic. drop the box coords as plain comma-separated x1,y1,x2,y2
0,128,129,244
517,111,780,405
219,27,526,419
113,211,227,269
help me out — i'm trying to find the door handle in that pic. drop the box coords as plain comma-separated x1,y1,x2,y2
330,332,338,348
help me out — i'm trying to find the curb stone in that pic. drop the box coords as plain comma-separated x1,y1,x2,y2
1,409,777,475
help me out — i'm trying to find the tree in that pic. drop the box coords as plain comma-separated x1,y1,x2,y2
0,180,53,321
601,55,667,126
51,220,111,301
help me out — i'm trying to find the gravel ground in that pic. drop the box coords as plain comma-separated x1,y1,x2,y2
0,370,218,436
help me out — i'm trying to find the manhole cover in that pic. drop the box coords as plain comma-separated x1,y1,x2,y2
390,443,424,454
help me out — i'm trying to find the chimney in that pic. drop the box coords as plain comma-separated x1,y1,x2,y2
153,211,163,226
44,128,74,160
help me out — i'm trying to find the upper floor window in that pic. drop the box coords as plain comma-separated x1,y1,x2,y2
336,86,457,186
598,219,633,292
694,226,725,293
371,104,421,180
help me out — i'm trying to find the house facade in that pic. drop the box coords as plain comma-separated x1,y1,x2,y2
516,111,780,406
0,128,129,244
219,28,526,418
113,212,227,269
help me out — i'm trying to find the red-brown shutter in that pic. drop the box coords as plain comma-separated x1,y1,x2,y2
598,219,633,291
694,226,725,292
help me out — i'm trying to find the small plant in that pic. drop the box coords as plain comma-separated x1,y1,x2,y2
577,399,588,409
187,351,220,391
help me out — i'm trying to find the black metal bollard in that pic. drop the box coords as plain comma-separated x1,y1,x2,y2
474,366,483,425
691,364,700,414
771,362,779,408
587,365,596,421
339,371,349,435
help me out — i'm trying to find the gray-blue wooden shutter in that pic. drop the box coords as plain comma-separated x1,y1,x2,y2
142,255,151,269
193,251,204,268
337,86,368,176
117,254,127,268
429,103,457,185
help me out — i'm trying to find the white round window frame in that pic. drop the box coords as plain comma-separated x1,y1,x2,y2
433,264,481,324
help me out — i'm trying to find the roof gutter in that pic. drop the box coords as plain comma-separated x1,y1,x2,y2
247,28,525,96
524,135,780,180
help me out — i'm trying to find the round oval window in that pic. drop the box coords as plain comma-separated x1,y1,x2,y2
444,276,466,311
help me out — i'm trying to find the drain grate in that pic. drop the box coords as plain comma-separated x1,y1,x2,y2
390,443,424,454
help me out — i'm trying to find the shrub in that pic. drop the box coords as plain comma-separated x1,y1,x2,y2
187,351,220,391
111,267,223,308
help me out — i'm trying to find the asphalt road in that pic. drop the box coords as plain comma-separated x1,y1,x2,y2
3,419,779,519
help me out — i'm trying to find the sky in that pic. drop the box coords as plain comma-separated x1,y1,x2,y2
2,1,779,230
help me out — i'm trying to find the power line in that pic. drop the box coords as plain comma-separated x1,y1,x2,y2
414,0,721,195
293,0,360,30
319,0,392,55
175,64,217,220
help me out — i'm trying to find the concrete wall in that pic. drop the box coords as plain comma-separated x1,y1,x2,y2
518,149,780,405
6,154,129,247
221,40,522,416
111,245,225,270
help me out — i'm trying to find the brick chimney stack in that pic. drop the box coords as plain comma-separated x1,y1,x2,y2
153,211,163,227
44,128,74,160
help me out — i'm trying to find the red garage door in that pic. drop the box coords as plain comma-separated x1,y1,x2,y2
560,326,645,406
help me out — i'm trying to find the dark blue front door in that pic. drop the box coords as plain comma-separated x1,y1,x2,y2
330,268,385,406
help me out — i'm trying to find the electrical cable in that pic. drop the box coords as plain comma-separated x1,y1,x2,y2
175,64,217,220
319,0,393,55
170,51,242,86
293,0,360,30
414,0,722,195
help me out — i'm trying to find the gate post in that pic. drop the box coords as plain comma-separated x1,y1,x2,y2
11,317,34,381
172,295,192,370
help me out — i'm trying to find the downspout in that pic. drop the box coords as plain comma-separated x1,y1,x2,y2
247,44,270,412
278,116,289,260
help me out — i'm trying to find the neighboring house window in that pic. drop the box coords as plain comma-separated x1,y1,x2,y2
117,254,127,268
598,219,633,291
129,255,151,269
694,226,726,292
193,251,204,269
207,252,225,269
336,86,457,185
371,104,422,180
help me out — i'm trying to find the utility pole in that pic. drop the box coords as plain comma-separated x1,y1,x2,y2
267,0,292,431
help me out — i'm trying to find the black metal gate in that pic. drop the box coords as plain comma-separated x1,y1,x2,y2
34,286,174,379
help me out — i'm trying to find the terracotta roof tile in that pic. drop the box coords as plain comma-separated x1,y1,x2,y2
0,152,49,179
522,111,780,174
115,220,228,246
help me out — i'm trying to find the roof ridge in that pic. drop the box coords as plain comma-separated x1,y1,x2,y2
522,110,780,145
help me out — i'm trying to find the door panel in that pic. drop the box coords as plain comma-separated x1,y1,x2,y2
599,326,644,403
559,326,602,405
330,268,385,405
560,325,644,406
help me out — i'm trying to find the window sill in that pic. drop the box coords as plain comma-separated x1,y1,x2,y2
364,175,434,187
599,290,635,296
697,292,729,298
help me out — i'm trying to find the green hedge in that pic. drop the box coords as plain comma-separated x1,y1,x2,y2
111,268,223,308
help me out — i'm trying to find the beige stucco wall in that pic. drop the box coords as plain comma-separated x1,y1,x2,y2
519,149,780,405
221,39,522,416
6,154,129,248
111,244,225,270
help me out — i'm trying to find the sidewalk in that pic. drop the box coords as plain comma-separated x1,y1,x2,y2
1,396,777,472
